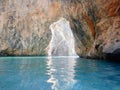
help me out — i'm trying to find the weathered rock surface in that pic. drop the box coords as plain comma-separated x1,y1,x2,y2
47,18,78,56
0,0,120,60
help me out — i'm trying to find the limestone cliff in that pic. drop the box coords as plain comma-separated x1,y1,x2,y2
0,0,120,60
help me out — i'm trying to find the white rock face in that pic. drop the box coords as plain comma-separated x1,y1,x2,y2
48,18,78,56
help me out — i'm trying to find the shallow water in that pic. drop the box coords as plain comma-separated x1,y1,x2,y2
0,57,120,90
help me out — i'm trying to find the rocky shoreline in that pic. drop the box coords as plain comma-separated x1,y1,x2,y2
0,0,120,60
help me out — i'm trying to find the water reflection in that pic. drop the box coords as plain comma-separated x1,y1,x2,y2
0,57,120,90
0,57,51,90
46,57,77,90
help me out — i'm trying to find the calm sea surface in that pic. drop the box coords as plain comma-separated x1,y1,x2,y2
0,57,120,90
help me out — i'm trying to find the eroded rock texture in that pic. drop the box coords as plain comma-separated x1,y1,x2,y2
0,0,120,60
48,18,78,56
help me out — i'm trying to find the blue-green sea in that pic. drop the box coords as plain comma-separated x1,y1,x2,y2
0,57,120,90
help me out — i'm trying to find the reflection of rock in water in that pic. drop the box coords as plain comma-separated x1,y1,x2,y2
47,18,78,56
47,57,77,90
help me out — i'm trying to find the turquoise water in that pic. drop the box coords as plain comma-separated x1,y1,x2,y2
0,57,120,90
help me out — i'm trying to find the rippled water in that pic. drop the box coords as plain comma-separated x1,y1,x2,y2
0,57,120,90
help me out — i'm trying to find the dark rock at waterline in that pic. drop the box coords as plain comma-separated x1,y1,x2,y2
0,0,120,60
